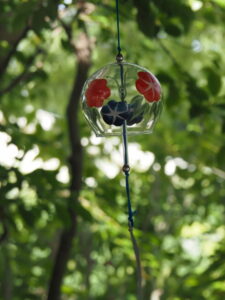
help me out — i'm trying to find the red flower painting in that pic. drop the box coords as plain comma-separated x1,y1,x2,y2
136,72,161,102
85,79,111,107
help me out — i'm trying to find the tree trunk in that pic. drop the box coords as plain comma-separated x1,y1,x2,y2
47,32,92,300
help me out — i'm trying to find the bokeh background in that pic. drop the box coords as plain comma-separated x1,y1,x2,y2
1,0,225,299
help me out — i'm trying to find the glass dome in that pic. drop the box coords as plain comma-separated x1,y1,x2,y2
81,62,163,137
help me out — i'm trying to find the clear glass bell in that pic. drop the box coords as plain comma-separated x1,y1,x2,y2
81,62,163,137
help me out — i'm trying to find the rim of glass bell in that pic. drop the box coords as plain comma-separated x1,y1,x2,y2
81,62,163,137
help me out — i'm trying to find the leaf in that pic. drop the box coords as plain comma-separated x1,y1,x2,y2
130,95,144,106
186,77,209,104
75,202,93,222
217,145,225,169
133,0,160,38
164,21,183,37
149,101,161,119
61,38,74,53
157,72,180,106
205,68,222,95
189,103,209,118
18,204,38,228
34,69,48,80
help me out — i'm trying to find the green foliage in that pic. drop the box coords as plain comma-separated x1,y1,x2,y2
1,0,225,299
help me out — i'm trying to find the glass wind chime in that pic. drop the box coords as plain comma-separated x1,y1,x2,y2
81,0,162,296
81,4,162,227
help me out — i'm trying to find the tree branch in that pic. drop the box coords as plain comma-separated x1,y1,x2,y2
47,29,92,300
0,222,8,244
0,26,30,79
0,208,8,244
156,38,185,75
0,48,43,97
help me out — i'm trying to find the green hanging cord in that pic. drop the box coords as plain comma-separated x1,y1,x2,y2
129,227,143,300
116,0,122,56
115,1,143,299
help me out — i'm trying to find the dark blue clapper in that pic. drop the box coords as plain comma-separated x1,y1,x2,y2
101,100,144,126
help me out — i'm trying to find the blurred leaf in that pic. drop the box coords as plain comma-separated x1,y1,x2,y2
164,21,183,37
205,67,222,95
75,202,93,223
133,0,160,38
61,38,74,53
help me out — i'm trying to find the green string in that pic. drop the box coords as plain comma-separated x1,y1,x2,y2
115,1,143,298
122,122,134,227
116,0,122,54
116,0,134,227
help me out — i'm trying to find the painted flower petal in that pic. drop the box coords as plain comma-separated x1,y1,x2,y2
135,71,161,102
144,87,161,102
86,79,111,107
87,94,104,107
101,86,111,99
89,79,107,88
101,100,129,126
136,78,150,94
